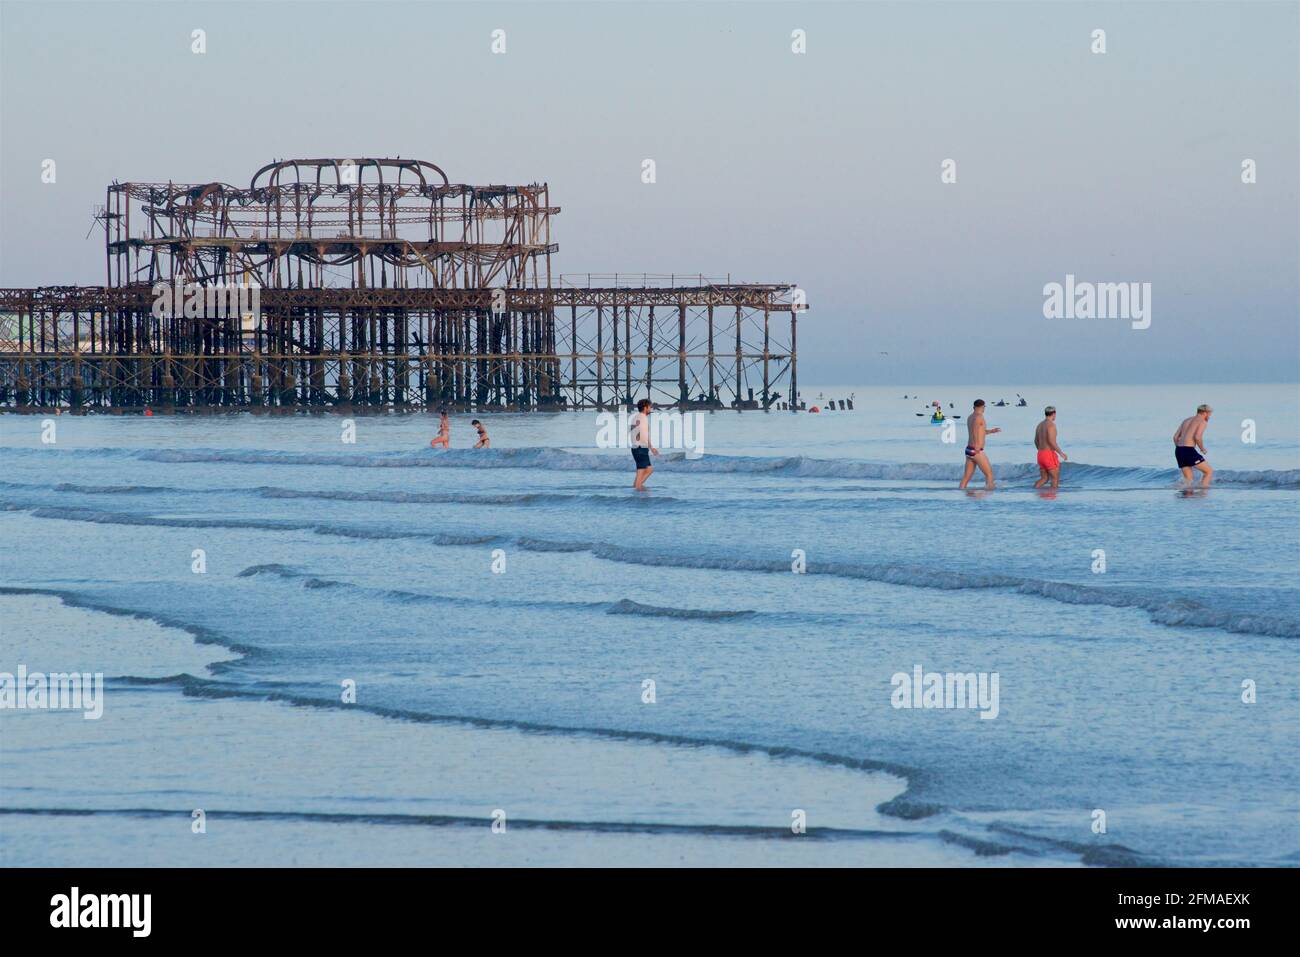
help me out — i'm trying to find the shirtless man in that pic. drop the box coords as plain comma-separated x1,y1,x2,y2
630,398,660,491
1033,406,1068,488
471,419,490,449
1173,404,1213,486
959,399,1001,489
429,409,450,448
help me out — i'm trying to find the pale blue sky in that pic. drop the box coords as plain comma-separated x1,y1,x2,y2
2,1,1296,383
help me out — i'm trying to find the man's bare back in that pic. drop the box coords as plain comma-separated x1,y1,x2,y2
1173,406,1213,486
1175,415,1205,449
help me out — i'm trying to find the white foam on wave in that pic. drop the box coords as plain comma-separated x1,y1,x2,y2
129,446,1300,488
0,592,237,678
6,444,1298,487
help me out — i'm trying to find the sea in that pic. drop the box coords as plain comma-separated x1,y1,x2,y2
1,383,1297,867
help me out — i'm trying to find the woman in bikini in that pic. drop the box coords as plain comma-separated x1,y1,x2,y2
430,409,450,448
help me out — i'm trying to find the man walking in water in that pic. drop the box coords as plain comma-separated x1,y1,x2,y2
630,398,660,491
959,399,1001,489
1033,406,1068,488
1173,404,1214,486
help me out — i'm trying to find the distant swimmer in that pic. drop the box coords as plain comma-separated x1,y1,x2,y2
630,398,660,491
471,419,490,449
1173,404,1213,486
430,409,450,448
959,399,1001,490
1033,406,1068,489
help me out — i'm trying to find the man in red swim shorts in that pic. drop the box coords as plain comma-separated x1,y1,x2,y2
1033,406,1068,489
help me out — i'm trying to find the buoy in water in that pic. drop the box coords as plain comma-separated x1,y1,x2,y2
810,406,820,413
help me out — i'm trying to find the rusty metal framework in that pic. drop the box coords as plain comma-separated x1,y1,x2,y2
101,158,556,291
0,158,803,412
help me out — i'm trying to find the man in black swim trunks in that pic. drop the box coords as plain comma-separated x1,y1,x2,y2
1173,404,1213,486
959,399,1001,490
630,398,659,491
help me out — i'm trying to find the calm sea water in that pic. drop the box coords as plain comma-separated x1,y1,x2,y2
2,383,1297,866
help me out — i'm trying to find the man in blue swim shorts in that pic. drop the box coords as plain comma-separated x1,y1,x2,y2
630,398,660,491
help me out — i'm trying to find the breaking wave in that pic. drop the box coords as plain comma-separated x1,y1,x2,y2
11,501,1297,638
237,563,758,621
513,539,1300,639
6,445,1291,488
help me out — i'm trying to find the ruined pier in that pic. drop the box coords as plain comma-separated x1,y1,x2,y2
0,158,802,412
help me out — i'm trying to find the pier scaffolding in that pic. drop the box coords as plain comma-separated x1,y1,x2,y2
0,159,803,412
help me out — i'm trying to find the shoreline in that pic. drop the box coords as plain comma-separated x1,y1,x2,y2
0,593,1060,868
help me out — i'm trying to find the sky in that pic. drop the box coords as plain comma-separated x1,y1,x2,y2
1,0,1297,384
